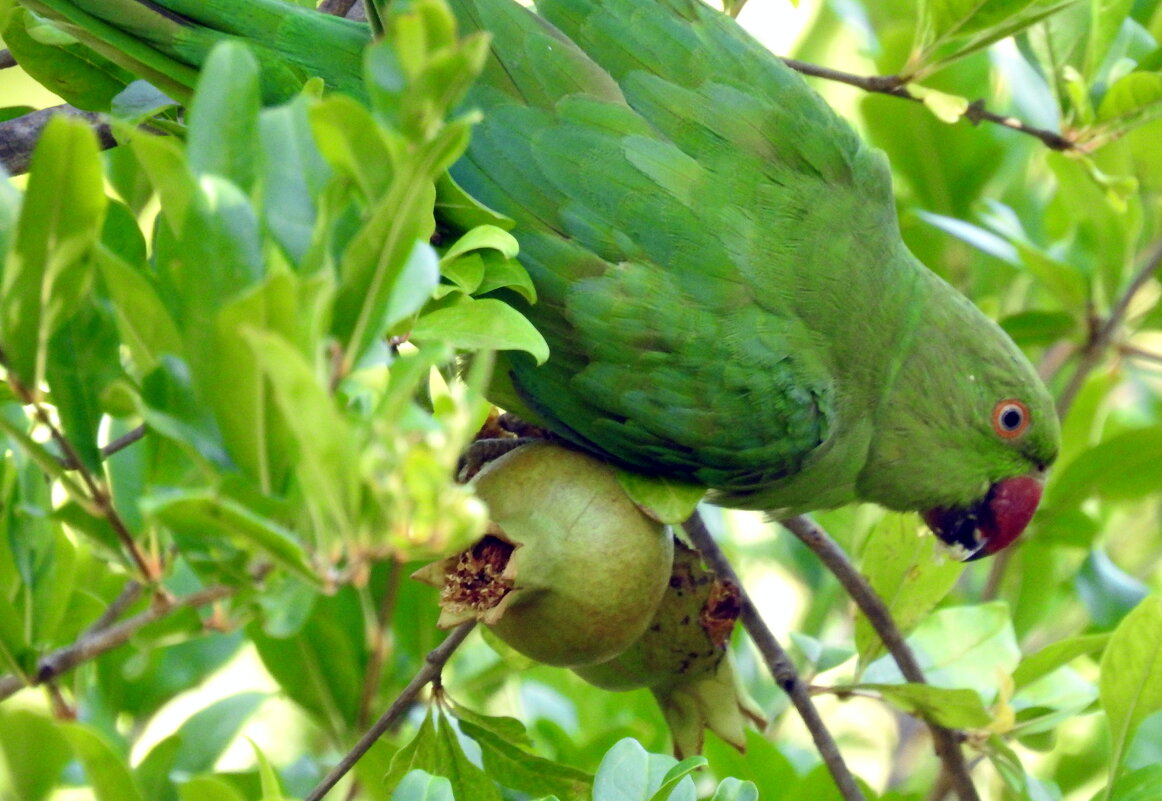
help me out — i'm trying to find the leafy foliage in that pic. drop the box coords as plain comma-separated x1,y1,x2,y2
0,0,1160,799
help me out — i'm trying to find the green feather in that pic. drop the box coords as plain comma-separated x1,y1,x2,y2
18,0,1060,521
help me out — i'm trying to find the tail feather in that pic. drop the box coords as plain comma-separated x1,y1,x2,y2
21,0,367,103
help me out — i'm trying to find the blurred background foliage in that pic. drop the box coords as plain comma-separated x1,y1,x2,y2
0,0,1160,799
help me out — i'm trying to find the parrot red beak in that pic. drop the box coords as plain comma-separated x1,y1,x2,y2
922,474,1045,561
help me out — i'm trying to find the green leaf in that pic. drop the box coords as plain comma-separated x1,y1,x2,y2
1000,310,1078,348
170,692,268,774
440,225,520,265
708,778,760,801
856,682,993,728
250,738,286,801
1013,633,1109,689
439,252,486,296
308,94,394,200
1096,71,1162,134
980,734,1027,795
1049,426,1162,507
248,591,364,735
391,771,456,801
614,469,705,525
0,590,30,679
432,712,504,801
129,131,197,234
915,209,1020,264
1101,596,1162,779
143,490,317,581
855,513,964,669
206,270,317,492
863,601,1020,700
387,711,502,801
178,777,248,801
96,244,183,375
1077,549,1151,630
0,709,72,801
259,93,332,266
411,297,549,364
455,713,594,801
435,171,515,232
647,757,706,801
45,298,123,473
593,738,690,801
135,734,182,801
477,254,538,303
244,328,359,541
1107,764,1162,801
913,0,1074,72
111,80,178,122
62,724,146,801
187,41,261,190
448,704,533,748
704,731,798,799
386,709,441,791
1,115,106,388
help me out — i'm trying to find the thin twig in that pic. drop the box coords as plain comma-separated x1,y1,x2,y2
0,345,156,580
356,560,403,730
81,580,144,637
1119,343,1162,366
304,622,476,801
682,513,866,801
60,425,147,470
780,58,1074,151
1055,239,1162,418
779,515,980,801
0,50,15,70
0,585,234,701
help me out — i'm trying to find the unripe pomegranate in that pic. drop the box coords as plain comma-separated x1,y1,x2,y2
413,442,673,667
573,540,765,756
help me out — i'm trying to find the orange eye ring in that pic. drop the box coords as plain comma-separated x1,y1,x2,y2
992,399,1030,439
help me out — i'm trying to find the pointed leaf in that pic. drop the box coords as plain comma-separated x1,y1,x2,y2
1101,596,1162,776
62,724,146,801
1,115,105,387
244,328,358,542
411,297,549,364
187,41,261,189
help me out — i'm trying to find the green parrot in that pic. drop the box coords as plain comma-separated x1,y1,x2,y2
15,0,1060,559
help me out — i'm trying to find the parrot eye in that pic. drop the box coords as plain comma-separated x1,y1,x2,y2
992,399,1029,439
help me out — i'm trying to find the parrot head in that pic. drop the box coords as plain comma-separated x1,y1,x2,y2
858,270,1060,560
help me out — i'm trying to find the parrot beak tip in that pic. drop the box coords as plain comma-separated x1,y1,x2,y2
923,473,1045,561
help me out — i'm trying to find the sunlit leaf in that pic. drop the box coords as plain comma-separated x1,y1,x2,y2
1101,596,1162,777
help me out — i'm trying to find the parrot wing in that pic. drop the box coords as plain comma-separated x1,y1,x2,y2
449,0,839,490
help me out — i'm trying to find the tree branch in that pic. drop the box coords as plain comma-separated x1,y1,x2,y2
780,58,1074,151
682,513,866,801
0,50,16,70
0,105,117,176
0,585,234,702
779,515,980,801
304,622,476,801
